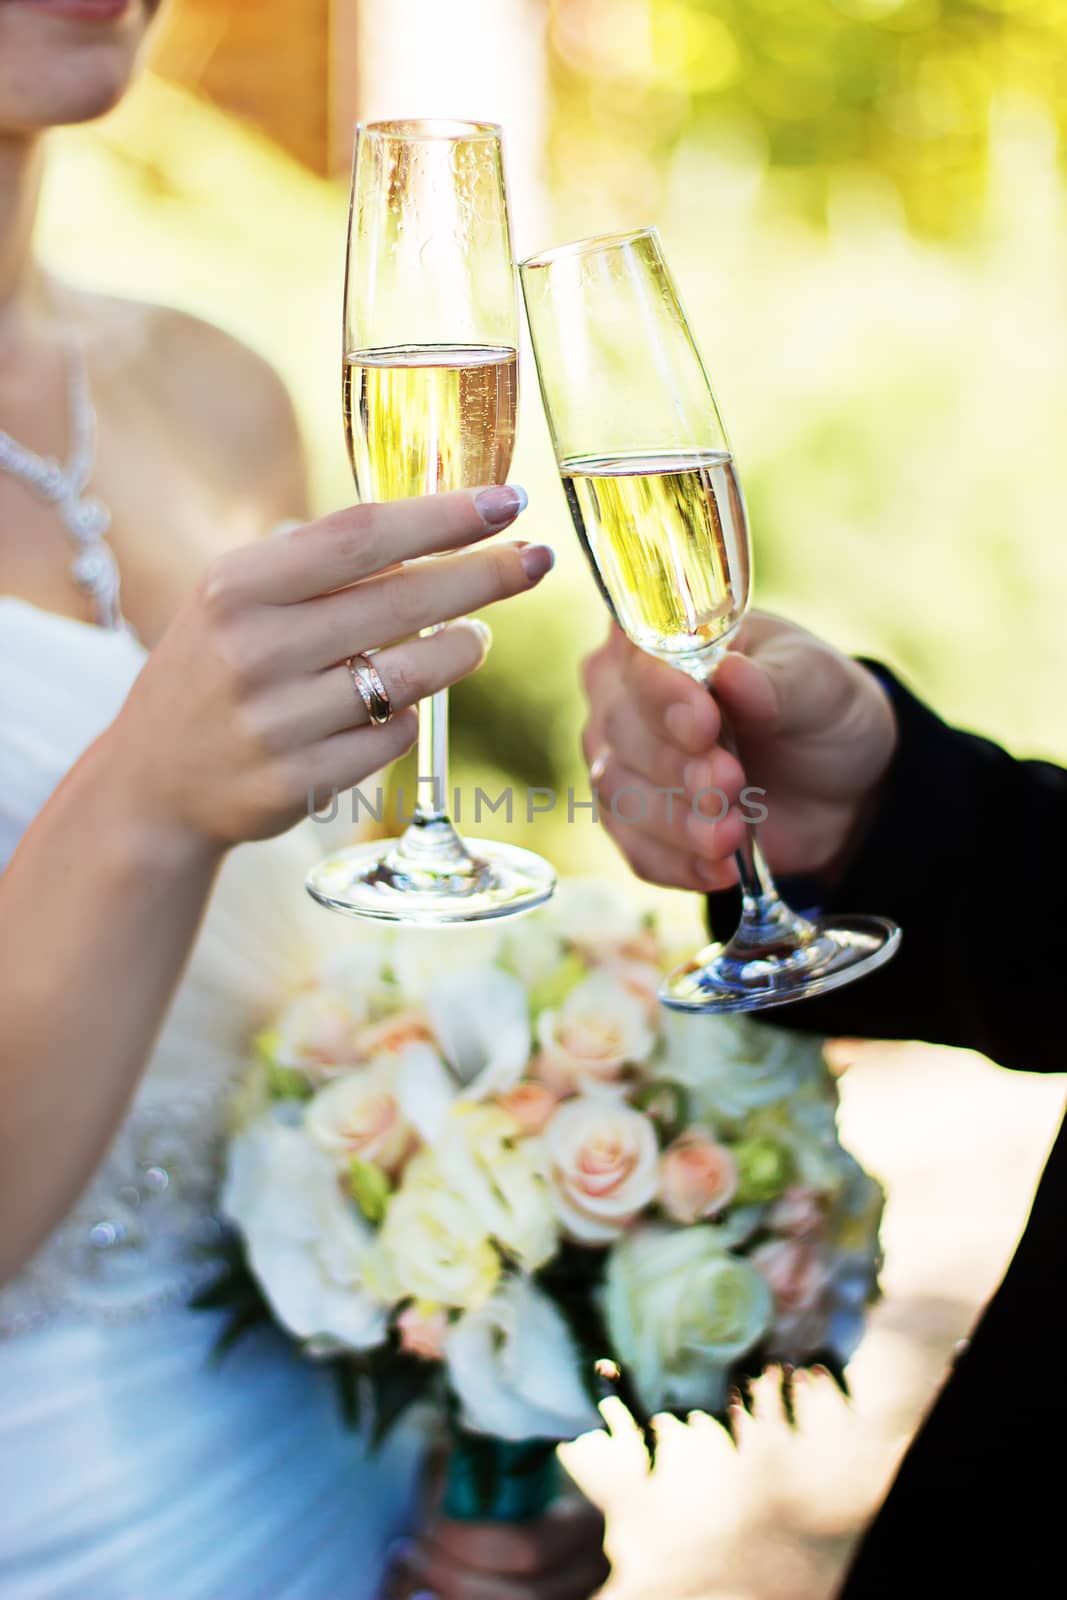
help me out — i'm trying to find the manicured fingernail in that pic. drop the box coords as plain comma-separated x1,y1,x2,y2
475,483,528,529
588,748,609,785
464,617,492,650
520,543,555,582
665,703,697,748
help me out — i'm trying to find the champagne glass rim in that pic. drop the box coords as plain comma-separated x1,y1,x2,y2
519,226,659,272
356,118,503,143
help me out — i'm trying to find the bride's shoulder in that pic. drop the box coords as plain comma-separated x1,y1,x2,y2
82,291,308,519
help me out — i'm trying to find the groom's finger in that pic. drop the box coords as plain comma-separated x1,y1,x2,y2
619,644,720,755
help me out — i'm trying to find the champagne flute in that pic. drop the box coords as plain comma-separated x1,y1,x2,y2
306,120,555,925
520,227,899,1011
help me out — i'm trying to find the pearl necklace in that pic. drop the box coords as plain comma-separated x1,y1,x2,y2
0,335,127,631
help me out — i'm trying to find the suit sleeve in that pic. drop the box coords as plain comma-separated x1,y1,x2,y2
706,665,1067,1073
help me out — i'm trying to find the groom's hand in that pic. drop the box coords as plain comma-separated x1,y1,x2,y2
581,614,897,893
387,1493,610,1598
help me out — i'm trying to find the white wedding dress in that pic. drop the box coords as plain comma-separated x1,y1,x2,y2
0,598,424,1599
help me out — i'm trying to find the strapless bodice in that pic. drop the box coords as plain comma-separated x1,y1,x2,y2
0,598,365,1334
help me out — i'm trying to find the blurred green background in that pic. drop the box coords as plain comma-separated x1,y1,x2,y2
37,0,1067,888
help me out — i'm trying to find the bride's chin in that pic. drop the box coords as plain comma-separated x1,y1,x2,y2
0,1,156,131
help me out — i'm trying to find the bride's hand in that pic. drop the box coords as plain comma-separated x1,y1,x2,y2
113,486,551,851
387,1494,611,1599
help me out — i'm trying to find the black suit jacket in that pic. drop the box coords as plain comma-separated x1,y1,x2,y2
708,671,1067,1593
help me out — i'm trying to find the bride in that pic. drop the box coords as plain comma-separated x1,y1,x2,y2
0,5,609,1596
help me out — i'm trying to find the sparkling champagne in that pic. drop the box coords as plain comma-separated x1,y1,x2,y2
343,344,518,501
561,449,750,664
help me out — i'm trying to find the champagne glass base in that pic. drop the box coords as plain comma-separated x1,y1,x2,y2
306,834,557,926
658,914,901,1015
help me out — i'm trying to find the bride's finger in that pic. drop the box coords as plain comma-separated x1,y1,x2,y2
260,618,492,746
290,540,553,670
300,710,420,805
225,486,528,605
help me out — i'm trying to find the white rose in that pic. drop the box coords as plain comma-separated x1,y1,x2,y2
500,914,570,989
658,1012,826,1127
543,1091,659,1244
536,973,656,1095
315,939,397,1018
746,1092,853,1195
548,877,653,957
603,1225,773,1415
445,1276,602,1442
222,1112,386,1351
390,923,503,996
305,1061,411,1176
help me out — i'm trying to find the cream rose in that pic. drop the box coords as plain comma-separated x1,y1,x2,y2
366,1105,558,1308
603,1225,773,1415
536,973,655,1095
365,1153,501,1311
659,1129,739,1224
544,1092,659,1244
428,1104,558,1272
305,1061,411,1176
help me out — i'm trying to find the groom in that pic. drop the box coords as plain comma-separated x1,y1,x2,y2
582,614,1065,1591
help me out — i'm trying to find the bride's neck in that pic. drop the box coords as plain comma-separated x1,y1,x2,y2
0,132,47,357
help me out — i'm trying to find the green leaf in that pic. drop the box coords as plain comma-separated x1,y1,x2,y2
208,1300,268,1364
255,1029,313,1100
631,1079,690,1144
527,952,589,1016
367,1349,440,1451
334,1362,363,1430
347,1157,391,1224
780,1368,797,1429
733,1136,794,1205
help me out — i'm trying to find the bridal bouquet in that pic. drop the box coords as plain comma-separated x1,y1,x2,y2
213,880,884,1516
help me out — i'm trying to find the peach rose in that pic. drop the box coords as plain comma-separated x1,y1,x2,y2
496,1081,558,1136
397,1303,449,1361
659,1129,739,1224
306,1063,411,1176
544,1093,659,1244
750,1236,832,1360
536,973,655,1095
352,1011,434,1062
769,1185,825,1239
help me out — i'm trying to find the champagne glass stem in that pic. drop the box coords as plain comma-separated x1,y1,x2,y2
415,681,449,822
696,666,816,958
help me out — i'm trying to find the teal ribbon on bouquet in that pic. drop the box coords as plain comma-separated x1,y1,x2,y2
442,1431,561,1522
